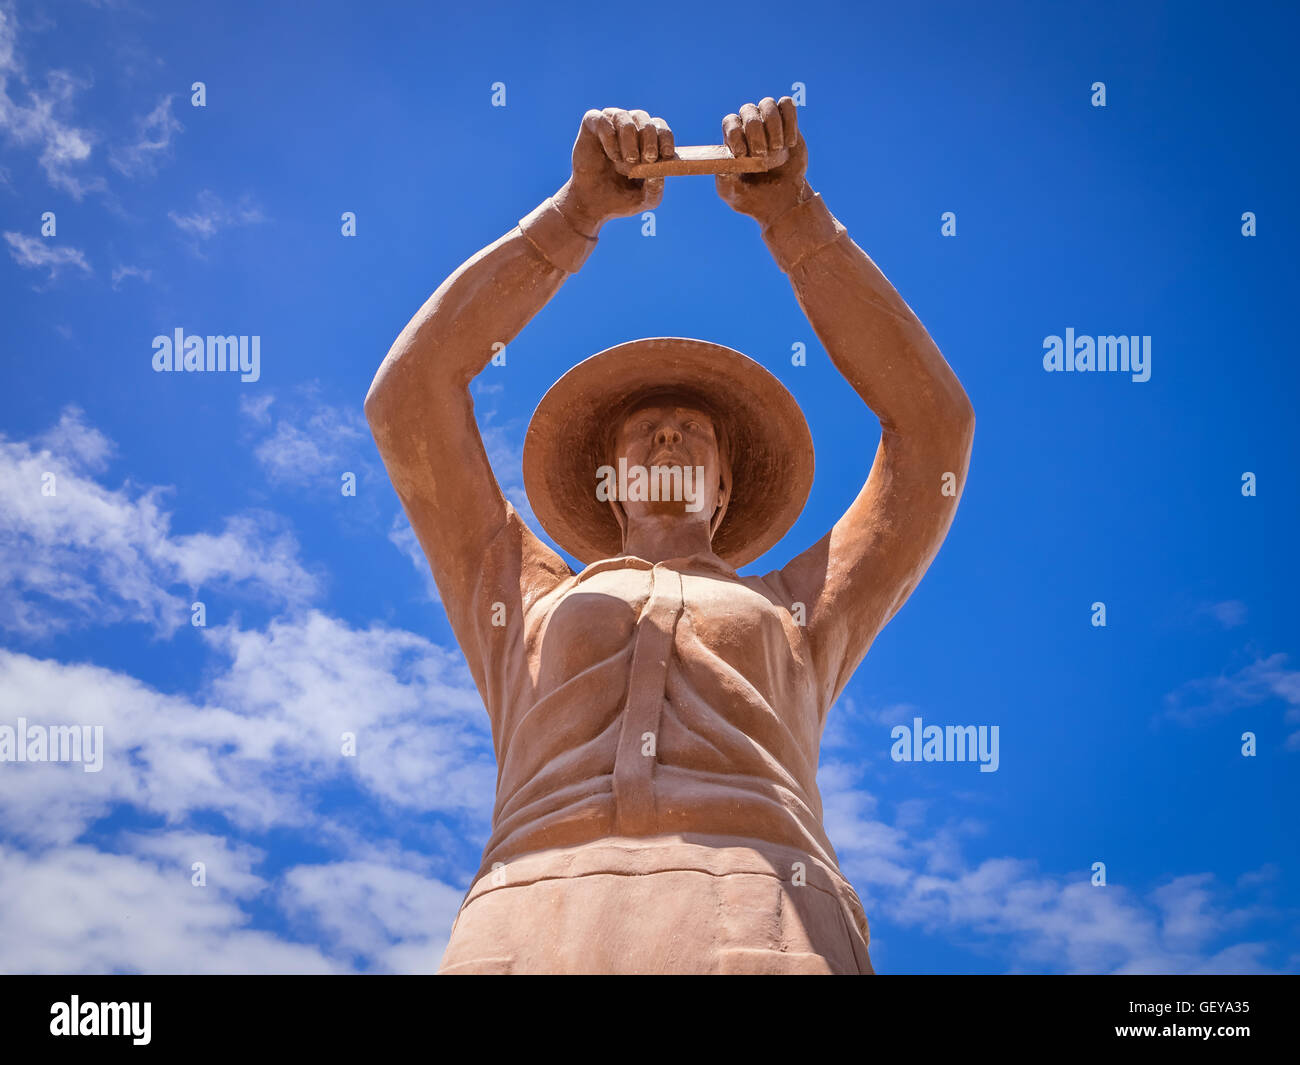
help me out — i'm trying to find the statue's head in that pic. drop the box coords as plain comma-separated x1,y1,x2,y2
603,389,732,541
523,338,813,569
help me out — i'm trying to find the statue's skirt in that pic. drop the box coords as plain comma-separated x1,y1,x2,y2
437,835,873,975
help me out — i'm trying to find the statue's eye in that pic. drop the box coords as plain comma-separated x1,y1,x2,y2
684,421,702,433
637,420,654,434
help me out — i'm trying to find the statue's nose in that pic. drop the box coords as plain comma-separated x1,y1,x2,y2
654,425,682,446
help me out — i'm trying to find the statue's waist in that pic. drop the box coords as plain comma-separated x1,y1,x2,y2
465,832,868,941
480,775,843,893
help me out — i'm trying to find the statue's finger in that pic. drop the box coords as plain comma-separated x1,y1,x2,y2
759,97,783,150
607,108,640,164
777,96,799,147
584,110,621,162
739,102,767,155
722,113,746,156
651,117,675,160
629,109,658,162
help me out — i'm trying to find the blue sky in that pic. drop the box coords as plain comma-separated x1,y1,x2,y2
1,0,1297,974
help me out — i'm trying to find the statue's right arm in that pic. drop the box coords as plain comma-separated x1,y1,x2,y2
363,191,598,617
365,108,673,641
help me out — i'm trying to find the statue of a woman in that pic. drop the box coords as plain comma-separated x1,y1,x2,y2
365,98,974,974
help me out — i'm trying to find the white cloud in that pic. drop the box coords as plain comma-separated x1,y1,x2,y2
239,388,390,529
0,8,103,198
1164,652,1300,747
0,838,340,974
1195,599,1247,629
1209,600,1248,628
278,858,466,973
110,264,151,288
0,605,493,972
475,400,537,530
388,514,441,602
0,406,317,638
0,648,292,847
343,390,527,595
36,405,114,471
4,231,90,280
0,609,493,849
817,763,1284,974
0,832,469,973
822,696,918,749
248,396,369,492
168,189,265,239
205,611,495,816
0,407,496,972
238,393,274,427
109,93,181,177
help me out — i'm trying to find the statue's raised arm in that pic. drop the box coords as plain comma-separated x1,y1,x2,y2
364,108,673,687
715,97,976,714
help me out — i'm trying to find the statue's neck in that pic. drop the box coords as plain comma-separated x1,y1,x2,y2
621,516,715,565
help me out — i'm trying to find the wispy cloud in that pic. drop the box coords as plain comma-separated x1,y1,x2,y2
110,263,151,288
1200,599,1248,629
817,762,1286,974
1164,652,1300,748
4,231,90,280
168,189,265,239
473,386,538,531
822,696,919,749
389,513,440,602
0,7,103,199
245,393,369,491
238,387,385,528
108,93,182,177
36,404,114,470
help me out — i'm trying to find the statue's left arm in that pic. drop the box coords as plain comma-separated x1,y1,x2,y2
717,98,975,709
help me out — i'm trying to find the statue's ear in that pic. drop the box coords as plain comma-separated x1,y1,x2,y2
603,434,628,542
709,467,731,539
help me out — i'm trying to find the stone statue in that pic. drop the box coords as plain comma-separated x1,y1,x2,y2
365,97,974,974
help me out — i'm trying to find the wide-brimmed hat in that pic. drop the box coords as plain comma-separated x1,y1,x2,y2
522,337,814,568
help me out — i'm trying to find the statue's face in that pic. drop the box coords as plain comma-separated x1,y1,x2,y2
611,395,726,524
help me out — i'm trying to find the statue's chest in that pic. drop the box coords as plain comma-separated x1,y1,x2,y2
531,566,800,691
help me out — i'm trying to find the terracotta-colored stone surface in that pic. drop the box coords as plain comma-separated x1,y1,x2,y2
365,98,974,974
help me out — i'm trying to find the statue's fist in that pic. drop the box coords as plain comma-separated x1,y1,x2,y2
560,108,673,232
715,97,810,224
